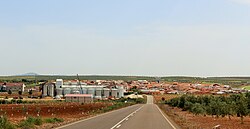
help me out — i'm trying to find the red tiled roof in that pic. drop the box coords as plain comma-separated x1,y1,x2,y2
0,83,24,87
65,94,93,97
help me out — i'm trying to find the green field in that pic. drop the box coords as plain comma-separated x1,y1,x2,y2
243,86,250,90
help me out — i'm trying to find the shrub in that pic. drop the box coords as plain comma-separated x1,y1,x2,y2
18,117,43,129
16,100,23,104
33,117,43,125
10,99,16,104
44,118,64,123
0,116,16,129
18,120,34,129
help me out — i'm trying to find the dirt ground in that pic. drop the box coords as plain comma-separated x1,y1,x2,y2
0,102,112,125
160,104,250,129
154,94,250,129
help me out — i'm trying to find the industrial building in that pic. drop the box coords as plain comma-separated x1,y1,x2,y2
42,79,124,99
0,82,26,92
65,94,93,103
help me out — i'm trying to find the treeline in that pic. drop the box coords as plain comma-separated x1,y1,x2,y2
0,75,155,82
165,93,250,124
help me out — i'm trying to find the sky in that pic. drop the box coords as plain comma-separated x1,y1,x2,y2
0,0,250,76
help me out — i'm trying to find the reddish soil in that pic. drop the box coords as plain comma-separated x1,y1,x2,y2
160,104,250,129
0,102,112,124
153,94,180,103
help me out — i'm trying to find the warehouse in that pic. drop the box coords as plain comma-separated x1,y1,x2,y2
0,82,26,92
65,94,93,103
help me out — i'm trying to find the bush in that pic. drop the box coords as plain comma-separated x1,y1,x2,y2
0,116,16,129
44,118,64,123
34,117,43,125
18,117,43,129
10,99,16,104
16,100,23,104
19,120,34,129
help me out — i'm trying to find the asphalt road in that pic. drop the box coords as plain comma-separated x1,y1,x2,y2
57,96,179,129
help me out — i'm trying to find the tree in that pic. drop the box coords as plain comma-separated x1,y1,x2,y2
29,89,33,95
18,90,22,96
226,101,236,120
191,103,205,116
8,90,12,95
245,92,250,109
235,95,249,124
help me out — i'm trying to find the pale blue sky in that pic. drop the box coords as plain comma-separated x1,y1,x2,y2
1,0,250,76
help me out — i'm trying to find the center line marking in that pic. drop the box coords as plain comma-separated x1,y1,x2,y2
116,124,121,128
110,105,144,129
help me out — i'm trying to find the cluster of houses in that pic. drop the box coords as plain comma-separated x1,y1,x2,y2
133,80,248,95
0,82,26,92
1,79,249,103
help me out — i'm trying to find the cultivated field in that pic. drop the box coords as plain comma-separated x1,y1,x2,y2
159,104,250,129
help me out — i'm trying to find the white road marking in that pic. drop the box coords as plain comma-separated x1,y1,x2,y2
116,124,121,128
110,105,144,129
56,104,140,129
156,105,177,129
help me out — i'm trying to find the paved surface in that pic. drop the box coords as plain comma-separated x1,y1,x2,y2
57,96,178,129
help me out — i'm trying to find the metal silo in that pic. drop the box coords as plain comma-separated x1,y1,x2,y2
48,85,55,97
103,88,110,98
80,88,87,94
56,79,63,89
87,88,95,96
118,87,124,98
56,88,63,96
95,87,103,98
63,88,71,95
71,88,80,94
111,89,118,98
43,84,48,97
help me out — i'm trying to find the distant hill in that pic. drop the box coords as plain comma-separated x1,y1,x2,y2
18,72,39,76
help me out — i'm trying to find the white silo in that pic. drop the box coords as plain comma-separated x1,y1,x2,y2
48,85,55,97
103,88,110,98
56,88,63,96
80,88,87,94
118,87,124,98
63,88,71,95
111,89,118,98
71,88,80,94
43,84,48,97
87,88,95,96
56,79,63,89
95,88,103,98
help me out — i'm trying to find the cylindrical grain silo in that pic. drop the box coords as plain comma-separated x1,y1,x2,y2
111,89,118,98
80,88,87,94
56,88,63,96
95,87,103,98
56,79,63,89
103,88,110,98
71,88,80,94
48,85,54,97
43,84,48,97
87,88,95,96
118,87,124,98
63,88,71,96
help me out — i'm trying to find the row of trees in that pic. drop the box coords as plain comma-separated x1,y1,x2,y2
165,93,250,124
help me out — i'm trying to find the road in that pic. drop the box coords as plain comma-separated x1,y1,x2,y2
57,96,179,129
